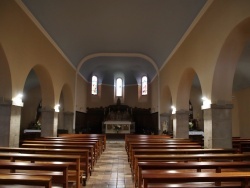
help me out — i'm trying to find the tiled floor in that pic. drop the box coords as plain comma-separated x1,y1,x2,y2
84,140,134,188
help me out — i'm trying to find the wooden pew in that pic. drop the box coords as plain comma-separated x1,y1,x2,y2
35,137,104,154
0,146,89,182
142,171,250,188
22,140,100,162
58,134,107,151
126,138,195,153
137,161,250,188
130,148,238,174
233,138,250,152
0,161,68,188
133,153,250,184
21,143,95,173
128,144,203,167
125,135,189,148
125,135,174,148
0,153,81,188
128,143,202,159
0,174,52,188
131,148,238,160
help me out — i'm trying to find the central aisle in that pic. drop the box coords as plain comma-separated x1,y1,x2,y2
84,140,134,188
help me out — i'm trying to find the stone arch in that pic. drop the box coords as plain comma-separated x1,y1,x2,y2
58,83,74,133
212,17,250,104
160,85,172,114
60,83,74,112
0,44,12,100
176,67,197,110
21,69,41,132
31,64,55,108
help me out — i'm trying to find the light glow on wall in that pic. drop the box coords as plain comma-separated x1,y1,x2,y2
54,104,60,112
201,97,211,109
171,105,176,114
12,93,23,107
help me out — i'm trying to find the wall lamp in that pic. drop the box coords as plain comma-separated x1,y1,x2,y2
12,93,23,107
201,97,211,109
54,104,60,112
171,105,176,114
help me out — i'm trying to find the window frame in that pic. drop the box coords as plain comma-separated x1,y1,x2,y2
91,75,98,95
141,76,148,96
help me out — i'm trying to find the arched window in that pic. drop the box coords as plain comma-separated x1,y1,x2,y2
116,78,123,97
142,76,147,95
91,75,97,95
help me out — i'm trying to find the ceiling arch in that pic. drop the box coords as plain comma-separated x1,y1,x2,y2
78,53,158,85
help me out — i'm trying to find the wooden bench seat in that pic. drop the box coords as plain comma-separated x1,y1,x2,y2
0,146,90,183
58,134,106,151
133,153,250,184
128,144,202,162
137,161,250,188
21,143,95,173
131,148,238,161
35,137,104,154
129,145,203,169
0,161,68,188
130,148,238,174
147,182,242,188
0,153,81,188
125,135,190,151
0,174,52,188
22,140,99,163
126,140,200,154
142,171,250,188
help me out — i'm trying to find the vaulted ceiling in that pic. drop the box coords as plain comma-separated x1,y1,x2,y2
20,0,250,91
20,0,207,85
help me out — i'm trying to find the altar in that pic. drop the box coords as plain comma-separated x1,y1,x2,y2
102,121,135,134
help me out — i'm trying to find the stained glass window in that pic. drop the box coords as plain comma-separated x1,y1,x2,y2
91,75,97,95
142,76,147,95
116,78,123,97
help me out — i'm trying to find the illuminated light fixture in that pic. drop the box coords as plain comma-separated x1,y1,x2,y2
12,93,23,107
201,97,211,109
171,106,176,114
54,104,60,112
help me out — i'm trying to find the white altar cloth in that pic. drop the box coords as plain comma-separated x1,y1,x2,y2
103,121,135,134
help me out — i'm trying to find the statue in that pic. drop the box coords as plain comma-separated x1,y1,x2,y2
116,97,121,105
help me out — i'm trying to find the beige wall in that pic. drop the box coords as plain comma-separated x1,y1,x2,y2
2,0,250,139
232,89,250,138
158,0,250,137
0,0,76,109
150,77,158,113
76,75,88,112
160,0,250,105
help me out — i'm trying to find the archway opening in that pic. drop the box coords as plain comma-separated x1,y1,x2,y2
20,69,42,139
232,42,250,138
